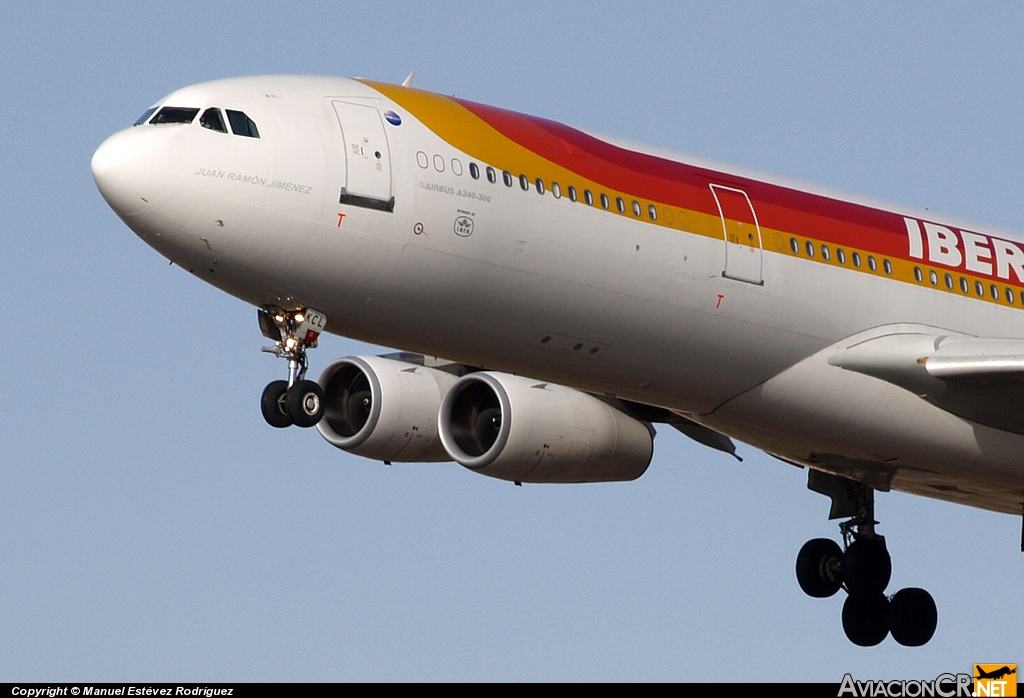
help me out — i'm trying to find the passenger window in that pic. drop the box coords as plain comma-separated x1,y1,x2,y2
503,170,513,187
133,107,157,126
662,207,673,225
975,280,985,297
632,201,642,217
584,190,594,206
616,197,626,213
991,284,1000,300
805,241,815,257
535,178,545,194
960,277,969,293
486,166,497,184
884,259,893,275
469,162,480,179
914,267,923,282
416,151,429,168
929,270,939,286
821,245,830,261
790,238,799,254
200,108,227,133
551,182,561,199
151,107,200,125
433,155,445,172
944,273,954,290
225,110,259,138
519,174,529,191
648,204,657,221
600,193,610,209
451,159,463,176
567,186,578,202
1007,288,1015,304
868,256,877,272
837,248,847,265
852,252,862,268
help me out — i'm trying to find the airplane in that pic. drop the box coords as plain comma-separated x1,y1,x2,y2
91,74,1024,648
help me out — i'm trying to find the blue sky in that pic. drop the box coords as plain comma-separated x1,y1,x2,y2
1,1,1021,681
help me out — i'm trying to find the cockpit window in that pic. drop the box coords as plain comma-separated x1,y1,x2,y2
133,107,157,126
200,107,227,133
150,107,200,125
226,110,260,138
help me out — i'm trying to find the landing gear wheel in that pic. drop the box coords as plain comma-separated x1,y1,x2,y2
842,537,891,595
261,380,292,428
889,588,937,647
842,592,890,647
286,379,325,428
796,538,843,598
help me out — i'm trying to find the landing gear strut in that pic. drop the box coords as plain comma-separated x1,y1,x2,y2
795,471,937,647
258,306,327,429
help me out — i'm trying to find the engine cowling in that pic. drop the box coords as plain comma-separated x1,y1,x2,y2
437,371,654,483
316,355,458,462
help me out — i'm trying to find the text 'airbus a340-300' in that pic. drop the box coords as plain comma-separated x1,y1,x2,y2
92,74,1024,647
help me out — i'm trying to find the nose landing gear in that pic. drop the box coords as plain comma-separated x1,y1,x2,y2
258,306,327,428
796,470,937,646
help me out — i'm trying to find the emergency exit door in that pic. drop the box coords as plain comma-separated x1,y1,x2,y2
332,100,394,211
710,184,763,284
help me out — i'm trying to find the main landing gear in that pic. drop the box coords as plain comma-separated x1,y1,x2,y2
258,306,328,429
795,471,938,647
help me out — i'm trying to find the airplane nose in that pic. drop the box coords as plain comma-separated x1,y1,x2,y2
92,129,156,217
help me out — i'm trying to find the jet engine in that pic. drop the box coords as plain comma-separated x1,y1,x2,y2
437,372,654,483
316,355,458,462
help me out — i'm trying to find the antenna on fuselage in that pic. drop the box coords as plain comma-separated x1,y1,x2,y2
402,71,415,87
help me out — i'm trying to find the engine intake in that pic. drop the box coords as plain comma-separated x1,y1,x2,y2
438,372,654,483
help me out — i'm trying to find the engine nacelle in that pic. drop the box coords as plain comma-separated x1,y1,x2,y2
316,355,458,462
438,372,654,483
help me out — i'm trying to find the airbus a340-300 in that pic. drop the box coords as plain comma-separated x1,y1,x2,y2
92,75,1024,647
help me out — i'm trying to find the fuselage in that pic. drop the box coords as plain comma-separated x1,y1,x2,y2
92,75,1024,515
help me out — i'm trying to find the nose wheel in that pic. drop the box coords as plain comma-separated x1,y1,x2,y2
258,306,327,429
795,471,938,646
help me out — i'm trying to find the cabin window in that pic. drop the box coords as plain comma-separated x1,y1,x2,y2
868,256,877,272
200,108,227,133
600,193,610,209
519,174,529,191
663,207,674,225
929,270,939,286
616,197,626,213
991,284,1000,300
133,107,157,126
225,110,259,138
632,200,642,217
469,162,480,179
416,151,428,168
805,241,815,257
648,204,657,221
151,106,200,125
1007,288,1015,304
960,277,969,293
790,238,799,254
568,186,578,202
975,280,985,297
486,166,497,184
944,273,954,290
585,190,594,206
884,259,893,275
503,170,513,187
821,245,830,261
914,266,923,282
852,252,862,268
837,248,847,265
551,182,561,199
433,155,445,172
535,177,545,194
451,159,463,176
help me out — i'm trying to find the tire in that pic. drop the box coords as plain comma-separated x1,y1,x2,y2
796,538,843,598
842,537,891,595
286,379,325,428
261,380,292,428
889,587,937,647
842,592,890,647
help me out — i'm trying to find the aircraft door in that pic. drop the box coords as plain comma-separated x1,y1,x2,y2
710,184,763,284
332,100,394,211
